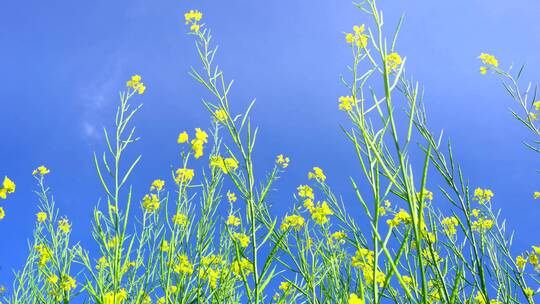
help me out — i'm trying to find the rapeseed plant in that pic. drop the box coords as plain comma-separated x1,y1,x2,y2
1,1,539,303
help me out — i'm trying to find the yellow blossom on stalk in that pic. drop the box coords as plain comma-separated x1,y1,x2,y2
233,232,250,248
530,113,538,121
60,274,76,292
35,244,53,267
35,211,47,223
472,209,480,218
534,191,540,199
516,255,527,270
478,53,499,67
142,194,160,212
210,156,239,173
479,66,488,75
402,275,414,287
191,128,208,159
276,154,290,168
172,212,189,226
345,24,369,48
352,248,374,267
177,131,189,144
529,253,539,266
185,10,203,24
533,246,540,255
157,297,166,304
168,285,178,293
190,23,200,32
160,240,170,252
96,256,109,270
441,216,459,236
329,231,347,245
386,52,403,70
349,293,364,304
524,287,535,297
126,75,146,94
310,201,333,225
174,254,194,275
32,166,50,176
1,176,16,196
279,281,292,293
280,214,305,231
422,248,443,264
58,218,71,234
473,188,494,203
417,188,433,201
199,267,220,288
227,190,237,203
297,185,314,200
387,209,411,227
48,275,59,284
231,258,253,277
338,96,358,112
226,214,241,226
107,236,119,249
150,179,165,191
214,108,227,122
308,167,326,182
472,218,494,231
103,289,128,304
174,168,195,184
474,292,487,304
0,207,4,220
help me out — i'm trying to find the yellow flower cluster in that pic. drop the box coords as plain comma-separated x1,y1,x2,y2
199,255,225,288
226,214,241,226
328,231,347,245
441,216,459,236
60,274,76,292
103,289,128,304
386,209,411,227
58,218,71,234
338,96,358,112
0,176,15,200
36,211,47,223
231,258,253,277
473,188,494,203
150,179,165,192
142,194,160,213
173,254,194,275
308,167,326,182
478,53,499,75
297,185,314,200
172,212,189,226
32,165,50,176
233,232,250,248
345,24,369,48
0,176,15,220
349,293,364,304
280,214,305,231
386,52,403,71
352,248,386,287
178,128,209,158
35,244,53,267
210,156,238,174
214,108,228,123
174,168,195,184
126,75,146,95
308,201,334,225
276,154,290,168
185,10,203,32
227,190,237,203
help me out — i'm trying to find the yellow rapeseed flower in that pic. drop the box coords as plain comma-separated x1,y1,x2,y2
0,207,5,220
126,75,146,94
297,185,314,200
210,156,239,173
172,212,189,226
338,96,358,112
227,190,237,203
36,212,47,223
280,214,305,231
32,166,50,176
233,232,250,248
386,52,403,70
58,218,71,234
214,108,228,122
184,10,203,24
226,214,241,226
276,154,290,168
348,293,364,304
60,274,76,292
175,168,195,184
150,179,165,191
177,131,189,144
308,167,326,182
142,194,160,212
174,254,194,275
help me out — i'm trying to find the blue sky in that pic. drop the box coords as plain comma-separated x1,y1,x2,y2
1,0,540,291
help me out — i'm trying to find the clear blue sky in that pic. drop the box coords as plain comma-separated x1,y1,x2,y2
1,0,540,291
